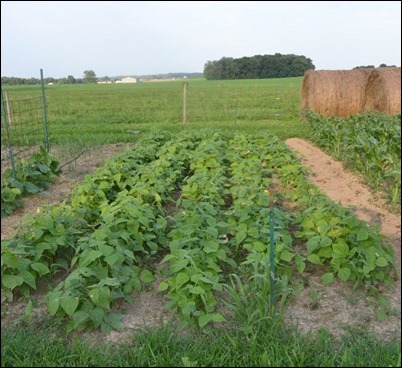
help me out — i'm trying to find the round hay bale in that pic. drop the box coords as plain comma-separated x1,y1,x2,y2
300,68,373,118
364,67,401,115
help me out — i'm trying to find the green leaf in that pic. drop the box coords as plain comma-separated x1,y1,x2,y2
175,272,190,288
132,278,142,293
47,291,61,315
71,310,90,330
140,269,155,283
190,286,205,295
24,182,40,194
30,262,50,277
236,230,247,245
320,236,332,247
279,249,294,262
338,267,352,282
332,241,349,257
182,302,196,317
317,246,333,259
307,236,321,254
89,286,111,309
157,281,169,292
302,219,315,229
105,312,124,332
101,322,112,335
104,253,122,267
1,274,24,290
321,272,334,286
170,259,189,273
96,277,121,287
204,241,219,254
33,228,44,240
60,296,80,316
1,253,19,268
356,230,369,241
79,250,103,267
38,164,49,173
307,254,322,265
375,257,388,267
295,254,306,273
154,192,162,203
181,356,198,367
89,307,105,328
362,264,374,275
198,312,225,328
160,254,175,264
98,244,115,256
20,270,37,289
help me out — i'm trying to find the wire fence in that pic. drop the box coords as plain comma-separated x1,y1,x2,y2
1,71,49,177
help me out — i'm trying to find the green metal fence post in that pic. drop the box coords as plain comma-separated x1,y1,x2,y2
269,206,276,309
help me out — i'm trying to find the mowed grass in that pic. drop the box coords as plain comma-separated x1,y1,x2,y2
2,316,400,367
2,77,308,161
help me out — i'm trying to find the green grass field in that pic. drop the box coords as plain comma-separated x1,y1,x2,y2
2,77,308,159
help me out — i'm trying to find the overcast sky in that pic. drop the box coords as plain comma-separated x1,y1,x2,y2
1,1,401,79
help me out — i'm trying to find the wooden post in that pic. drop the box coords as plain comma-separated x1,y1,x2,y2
4,91,12,126
182,81,188,123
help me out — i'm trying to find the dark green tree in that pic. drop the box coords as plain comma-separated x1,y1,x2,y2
204,53,314,80
83,70,97,83
67,75,76,84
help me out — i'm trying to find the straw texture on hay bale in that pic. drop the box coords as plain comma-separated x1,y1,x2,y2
364,67,401,115
300,68,373,118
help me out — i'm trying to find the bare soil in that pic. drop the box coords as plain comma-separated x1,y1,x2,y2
1,139,400,343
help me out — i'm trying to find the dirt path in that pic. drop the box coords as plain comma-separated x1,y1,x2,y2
284,138,401,341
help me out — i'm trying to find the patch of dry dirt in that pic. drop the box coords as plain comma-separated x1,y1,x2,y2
1,139,401,344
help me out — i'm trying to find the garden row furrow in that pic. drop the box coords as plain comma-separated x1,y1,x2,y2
1,129,396,333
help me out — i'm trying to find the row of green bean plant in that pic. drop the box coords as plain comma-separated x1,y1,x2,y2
221,135,294,333
1,147,60,218
1,131,195,333
305,111,401,209
158,133,233,328
1,129,396,334
273,146,397,289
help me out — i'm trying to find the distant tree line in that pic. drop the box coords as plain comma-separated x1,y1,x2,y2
1,75,83,86
354,63,397,69
203,53,315,80
1,70,99,86
1,70,204,86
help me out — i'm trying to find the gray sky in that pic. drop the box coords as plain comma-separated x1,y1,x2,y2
1,1,401,79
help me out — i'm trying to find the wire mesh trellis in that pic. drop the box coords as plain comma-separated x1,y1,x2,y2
1,70,49,177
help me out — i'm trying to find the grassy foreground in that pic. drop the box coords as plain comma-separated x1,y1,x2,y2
2,316,400,367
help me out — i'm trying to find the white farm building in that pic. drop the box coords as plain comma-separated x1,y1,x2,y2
120,77,137,84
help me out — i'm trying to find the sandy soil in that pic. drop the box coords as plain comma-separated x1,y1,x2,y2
1,139,400,343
